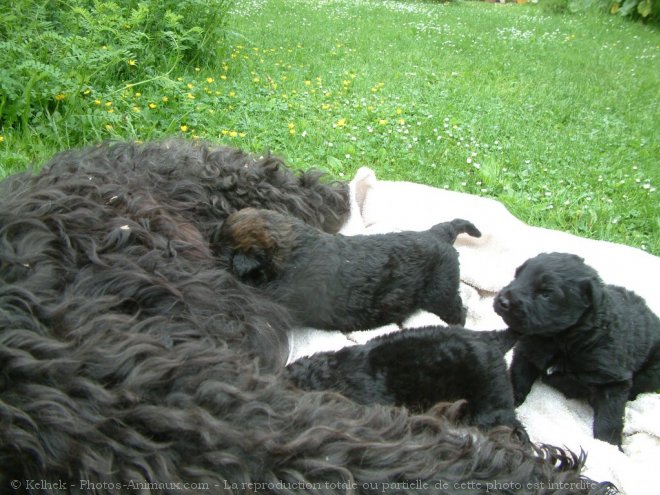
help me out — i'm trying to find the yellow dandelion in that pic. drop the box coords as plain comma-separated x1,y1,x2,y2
187,93,195,100
229,131,238,138
398,118,405,125
94,99,101,105
162,96,169,103
221,130,229,135
187,83,194,89
304,80,312,86
180,125,189,132
135,92,141,97
396,108,403,115
239,132,246,138
105,101,112,107
0,136,4,144
378,119,388,125
252,77,260,83
220,75,227,80
148,103,157,109
54,93,65,101
229,91,236,97
195,67,201,72
128,59,137,66
321,103,331,111
132,106,141,113
83,89,91,95
105,124,113,130
106,109,114,113
207,77,215,83
335,118,347,127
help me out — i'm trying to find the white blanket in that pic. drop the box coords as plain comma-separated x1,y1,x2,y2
288,168,660,495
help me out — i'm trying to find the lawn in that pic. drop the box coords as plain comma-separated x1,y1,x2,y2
1,0,658,253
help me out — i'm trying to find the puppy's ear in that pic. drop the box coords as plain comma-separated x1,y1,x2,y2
579,276,604,310
232,252,263,278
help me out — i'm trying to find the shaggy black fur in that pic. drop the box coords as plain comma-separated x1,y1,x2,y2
218,207,481,330
288,326,525,436
0,141,615,494
494,252,660,447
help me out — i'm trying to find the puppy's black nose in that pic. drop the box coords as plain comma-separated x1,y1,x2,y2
496,294,511,311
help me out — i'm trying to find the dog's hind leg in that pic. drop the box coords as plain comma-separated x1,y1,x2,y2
630,345,660,398
591,381,632,447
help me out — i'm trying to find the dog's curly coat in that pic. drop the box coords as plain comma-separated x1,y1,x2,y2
218,207,481,329
1,140,614,494
494,252,660,447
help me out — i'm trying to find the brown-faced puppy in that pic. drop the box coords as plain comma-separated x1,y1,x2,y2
287,326,526,437
218,208,481,331
493,252,660,447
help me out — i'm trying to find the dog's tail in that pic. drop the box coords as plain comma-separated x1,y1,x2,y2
431,218,481,244
475,328,519,354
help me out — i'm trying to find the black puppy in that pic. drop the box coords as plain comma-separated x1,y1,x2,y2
494,252,660,446
287,326,524,436
218,208,481,330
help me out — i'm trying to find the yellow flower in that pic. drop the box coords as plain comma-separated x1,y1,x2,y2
229,131,238,138
252,77,260,83
105,101,112,107
220,75,227,80
94,99,101,105
187,93,195,100
304,80,312,86
195,67,201,72
335,118,347,127
229,91,236,97
162,96,169,103
54,93,65,101
321,103,331,111
148,103,157,109
180,125,189,132
187,83,194,89
221,129,229,135
378,119,388,125
135,92,141,97
132,106,141,113
0,136,4,144
396,108,403,115
128,59,137,66
207,77,215,83
105,124,113,130
239,132,246,138
398,118,405,125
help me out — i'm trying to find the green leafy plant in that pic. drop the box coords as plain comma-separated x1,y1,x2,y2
0,0,232,131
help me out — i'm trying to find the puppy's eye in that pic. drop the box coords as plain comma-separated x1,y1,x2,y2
537,287,553,299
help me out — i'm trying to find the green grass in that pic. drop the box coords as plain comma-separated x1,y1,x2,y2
1,0,659,254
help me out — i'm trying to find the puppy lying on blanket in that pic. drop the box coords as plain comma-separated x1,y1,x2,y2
494,252,660,447
218,207,481,330
288,325,525,436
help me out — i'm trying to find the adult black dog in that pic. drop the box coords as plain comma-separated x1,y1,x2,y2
494,252,660,447
0,141,615,494
288,326,525,437
218,207,481,330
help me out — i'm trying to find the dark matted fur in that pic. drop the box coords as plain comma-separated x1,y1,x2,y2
218,207,481,330
494,252,660,446
288,326,525,436
0,141,615,494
